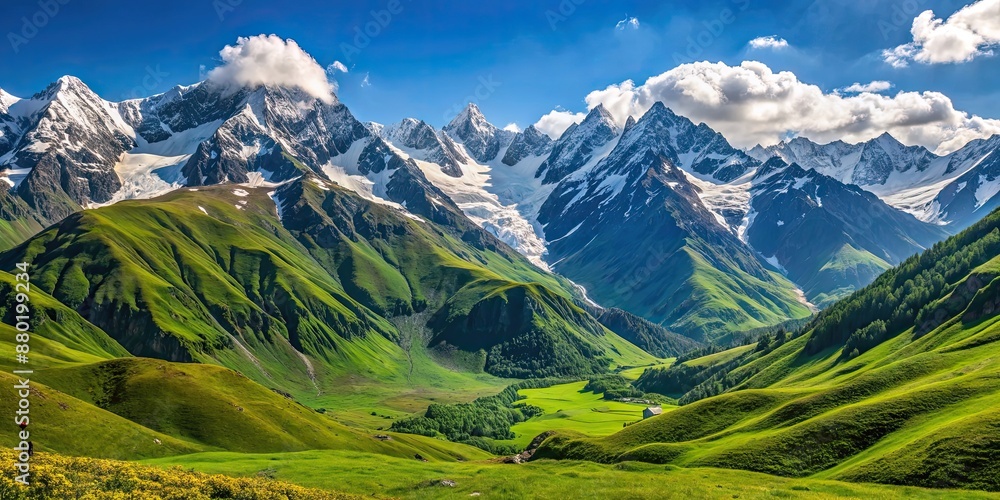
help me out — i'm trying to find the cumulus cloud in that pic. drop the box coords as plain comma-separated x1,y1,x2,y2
748,36,789,49
503,123,522,133
208,34,335,103
838,81,893,94
615,16,640,31
534,109,587,139
533,60,1000,154
327,61,349,74
884,0,1000,67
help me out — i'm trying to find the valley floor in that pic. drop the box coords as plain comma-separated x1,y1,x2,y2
142,450,998,499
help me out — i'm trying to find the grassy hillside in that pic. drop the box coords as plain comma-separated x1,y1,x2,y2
430,279,653,377
142,450,999,499
533,209,1000,492
0,190,46,251
0,271,128,370
804,243,892,308
1,186,401,396
0,355,492,462
0,181,653,400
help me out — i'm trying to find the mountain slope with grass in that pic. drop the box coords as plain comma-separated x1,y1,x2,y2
537,104,812,341
534,208,1000,492
429,279,652,377
0,180,654,394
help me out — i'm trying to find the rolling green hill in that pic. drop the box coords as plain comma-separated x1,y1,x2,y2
0,180,654,398
533,208,1000,492
0,271,128,369
429,279,652,378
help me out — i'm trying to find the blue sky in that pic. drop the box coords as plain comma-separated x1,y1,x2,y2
1,0,997,148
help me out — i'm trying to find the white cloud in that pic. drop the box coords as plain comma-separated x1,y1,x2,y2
327,61,349,74
748,36,789,49
534,60,1000,154
503,123,522,133
838,81,893,94
884,0,1000,67
208,34,335,103
534,109,587,139
360,73,371,88
615,16,640,31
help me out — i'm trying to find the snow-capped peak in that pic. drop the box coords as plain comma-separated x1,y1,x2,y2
443,102,514,163
381,117,467,176
534,104,622,184
448,103,488,130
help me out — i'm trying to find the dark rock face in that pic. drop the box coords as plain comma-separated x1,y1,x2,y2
501,125,553,166
174,85,371,186
382,118,465,177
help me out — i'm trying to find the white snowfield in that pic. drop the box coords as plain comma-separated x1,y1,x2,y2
385,137,551,269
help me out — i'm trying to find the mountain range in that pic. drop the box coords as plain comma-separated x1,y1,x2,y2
2,72,1000,497
1,75,998,340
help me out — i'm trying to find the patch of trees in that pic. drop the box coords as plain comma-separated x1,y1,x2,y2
730,317,811,346
481,332,611,379
429,287,613,379
390,378,568,454
583,374,668,403
843,320,887,358
634,328,795,405
633,361,745,403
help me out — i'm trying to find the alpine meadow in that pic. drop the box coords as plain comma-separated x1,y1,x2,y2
2,1,1000,498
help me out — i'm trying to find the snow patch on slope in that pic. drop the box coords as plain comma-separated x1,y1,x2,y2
99,119,227,205
322,139,403,209
392,140,551,269
680,169,752,231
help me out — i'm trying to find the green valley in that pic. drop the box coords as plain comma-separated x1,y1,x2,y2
2,180,1000,499
533,209,1000,492
3,17,1000,499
